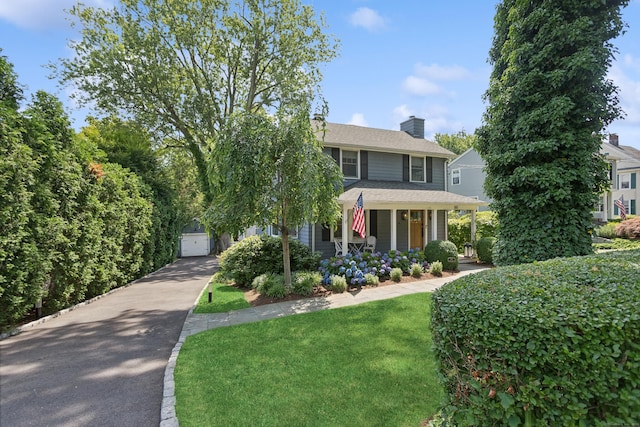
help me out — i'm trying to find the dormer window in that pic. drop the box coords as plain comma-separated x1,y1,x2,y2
341,150,359,178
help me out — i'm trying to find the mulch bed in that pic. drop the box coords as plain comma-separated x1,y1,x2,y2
237,270,458,307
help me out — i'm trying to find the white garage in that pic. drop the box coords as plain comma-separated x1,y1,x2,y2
180,233,210,257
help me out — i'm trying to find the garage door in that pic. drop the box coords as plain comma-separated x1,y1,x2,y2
180,233,210,257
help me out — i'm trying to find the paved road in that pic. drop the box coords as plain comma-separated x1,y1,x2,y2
0,257,218,427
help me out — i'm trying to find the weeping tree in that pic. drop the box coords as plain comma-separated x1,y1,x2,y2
476,0,628,266
205,108,342,287
55,0,339,251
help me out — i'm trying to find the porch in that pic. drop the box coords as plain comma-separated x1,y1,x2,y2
309,181,487,258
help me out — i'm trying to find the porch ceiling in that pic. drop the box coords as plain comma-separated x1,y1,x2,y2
338,180,488,210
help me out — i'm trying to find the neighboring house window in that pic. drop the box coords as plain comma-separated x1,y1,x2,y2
452,169,461,185
619,173,631,189
614,199,636,216
618,172,637,190
341,150,359,178
410,156,424,182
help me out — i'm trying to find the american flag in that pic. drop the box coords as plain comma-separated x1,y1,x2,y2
352,192,366,238
615,196,627,220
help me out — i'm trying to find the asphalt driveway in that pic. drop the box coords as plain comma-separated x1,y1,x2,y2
0,256,217,427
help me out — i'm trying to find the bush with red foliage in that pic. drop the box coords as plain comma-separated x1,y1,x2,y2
616,217,640,239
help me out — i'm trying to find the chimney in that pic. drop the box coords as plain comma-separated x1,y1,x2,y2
400,116,425,139
609,133,619,147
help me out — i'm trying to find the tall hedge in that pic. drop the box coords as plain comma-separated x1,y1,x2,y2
431,250,640,425
0,55,178,329
448,211,498,252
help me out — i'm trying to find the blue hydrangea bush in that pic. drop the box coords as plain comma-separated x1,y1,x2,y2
318,249,429,287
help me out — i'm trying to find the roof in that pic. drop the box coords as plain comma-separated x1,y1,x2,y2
338,180,487,210
314,121,456,159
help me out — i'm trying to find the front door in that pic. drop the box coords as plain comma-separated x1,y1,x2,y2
409,210,424,250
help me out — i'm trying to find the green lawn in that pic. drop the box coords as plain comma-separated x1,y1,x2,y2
192,280,250,313
175,293,443,426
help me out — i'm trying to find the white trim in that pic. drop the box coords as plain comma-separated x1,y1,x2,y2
341,149,360,179
409,155,426,183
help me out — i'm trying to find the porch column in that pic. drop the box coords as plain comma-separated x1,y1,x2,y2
603,193,609,222
342,205,349,256
391,209,397,250
431,209,438,241
311,223,316,252
470,210,477,245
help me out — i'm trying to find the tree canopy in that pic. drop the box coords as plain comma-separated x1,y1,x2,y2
477,0,628,266
56,0,339,213
206,108,343,286
434,130,477,156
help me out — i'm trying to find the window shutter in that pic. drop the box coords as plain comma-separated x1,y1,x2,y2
321,225,330,241
632,173,637,189
331,148,340,164
403,155,409,181
631,199,636,215
426,157,433,183
614,204,619,215
360,150,368,180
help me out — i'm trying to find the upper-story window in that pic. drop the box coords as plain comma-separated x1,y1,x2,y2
341,150,359,178
452,169,461,185
619,173,630,189
410,156,433,183
410,156,424,182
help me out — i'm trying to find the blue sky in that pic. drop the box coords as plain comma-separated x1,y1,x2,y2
1,0,639,149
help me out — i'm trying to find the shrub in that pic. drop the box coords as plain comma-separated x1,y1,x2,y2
410,263,423,278
317,249,427,286
616,217,640,239
448,211,498,252
292,271,321,296
219,235,320,286
330,275,347,293
424,240,458,270
429,261,443,277
390,267,403,282
476,237,496,264
364,273,379,286
252,273,286,298
212,271,232,284
431,250,640,426
595,222,617,239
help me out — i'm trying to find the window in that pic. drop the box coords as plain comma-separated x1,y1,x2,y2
452,169,461,185
410,156,424,182
619,173,630,189
341,150,358,178
269,224,297,239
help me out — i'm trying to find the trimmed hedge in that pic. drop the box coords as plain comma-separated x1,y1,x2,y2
424,240,458,270
476,236,496,264
219,235,319,286
431,250,640,426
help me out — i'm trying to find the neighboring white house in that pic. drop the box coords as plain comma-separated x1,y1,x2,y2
608,134,639,217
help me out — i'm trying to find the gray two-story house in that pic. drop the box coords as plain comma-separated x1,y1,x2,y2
295,116,487,258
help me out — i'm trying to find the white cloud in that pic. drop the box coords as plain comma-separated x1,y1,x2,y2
392,105,414,125
349,7,386,32
413,63,472,81
402,63,473,97
0,0,111,30
608,57,640,124
402,76,442,96
347,113,369,127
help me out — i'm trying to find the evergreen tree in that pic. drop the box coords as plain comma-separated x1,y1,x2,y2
477,0,628,265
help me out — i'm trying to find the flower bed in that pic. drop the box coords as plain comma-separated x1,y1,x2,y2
319,249,429,286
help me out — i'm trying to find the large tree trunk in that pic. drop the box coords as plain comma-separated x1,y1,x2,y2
215,232,232,254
